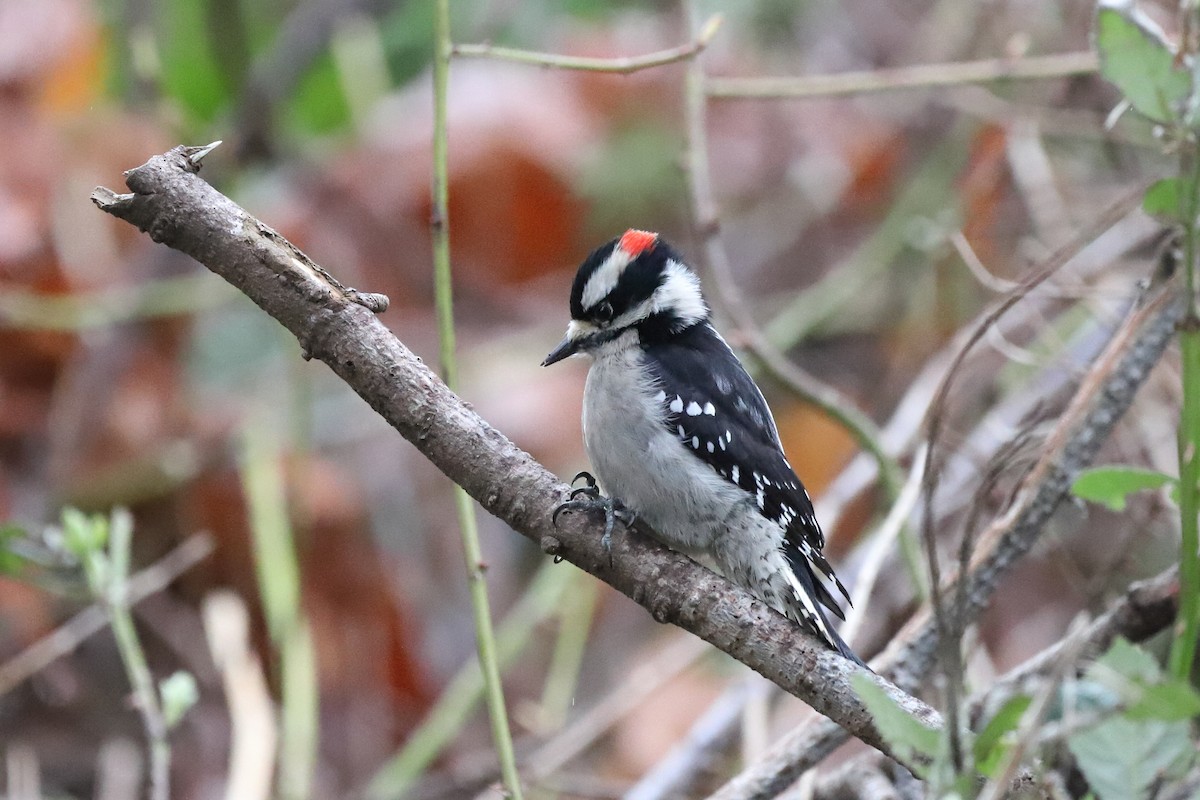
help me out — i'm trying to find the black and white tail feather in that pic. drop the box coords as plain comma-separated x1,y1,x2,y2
544,230,864,666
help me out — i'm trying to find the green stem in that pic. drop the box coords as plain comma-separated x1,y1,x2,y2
431,1,524,796
240,423,318,800
365,563,573,799
104,510,171,800
451,15,721,74
538,574,598,729
1170,145,1200,681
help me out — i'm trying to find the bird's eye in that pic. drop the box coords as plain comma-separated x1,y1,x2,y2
595,301,614,323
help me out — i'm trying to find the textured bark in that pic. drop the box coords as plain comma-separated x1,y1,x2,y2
92,146,938,769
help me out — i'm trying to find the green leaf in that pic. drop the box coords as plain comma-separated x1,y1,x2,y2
1068,717,1193,800
1095,5,1191,123
973,694,1032,777
1125,678,1200,721
160,670,199,729
1071,466,1174,511
61,508,107,558
0,523,29,576
156,0,232,126
853,673,940,769
1143,178,1187,221
285,53,351,136
1092,636,1163,684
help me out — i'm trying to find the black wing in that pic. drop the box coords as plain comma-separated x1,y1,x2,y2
641,323,851,618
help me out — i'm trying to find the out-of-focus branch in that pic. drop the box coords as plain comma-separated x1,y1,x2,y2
706,279,1184,800
707,51,1098,99
971,565,1180,719
91,146,939,770
0,532,214,696
783,565,1180,800
452,15,722,74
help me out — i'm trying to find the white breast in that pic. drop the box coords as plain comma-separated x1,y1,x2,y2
581,340,750,555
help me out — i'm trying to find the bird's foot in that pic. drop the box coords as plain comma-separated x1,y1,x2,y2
552,472,636,559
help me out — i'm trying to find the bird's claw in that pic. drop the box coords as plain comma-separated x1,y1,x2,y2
552,472,635,562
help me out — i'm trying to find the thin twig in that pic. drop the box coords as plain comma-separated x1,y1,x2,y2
239,424,317,800
679,0,904,502
626,679,750,800
704,279,1183,800
452,15,722,74
707,51,1098,99
914,185,1146,774
972,565,1180,724
203,590,276,800
0,274,232,331
0,533,214,696
975,615,1090,800
102,510,170,800
524,635,711,783
364,562,573,799
810,564,1180,800
814,207,1157,529
839,444,928,649
431,2,524,796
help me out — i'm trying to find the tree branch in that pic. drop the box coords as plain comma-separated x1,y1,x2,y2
91,146,936,770
707,51,1098,99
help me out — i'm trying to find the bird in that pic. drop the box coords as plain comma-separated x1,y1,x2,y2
542,229,862,664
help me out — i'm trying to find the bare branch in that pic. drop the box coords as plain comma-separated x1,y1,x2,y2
452,15,722,74
91,147,937,770
707,51,1098,100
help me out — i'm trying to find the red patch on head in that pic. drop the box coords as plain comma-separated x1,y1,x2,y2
618,229,659,257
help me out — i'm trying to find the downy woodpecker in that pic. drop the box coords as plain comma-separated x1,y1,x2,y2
543,229,861,663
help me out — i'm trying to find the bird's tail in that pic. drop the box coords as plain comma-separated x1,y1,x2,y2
780,556,869,669
822,618,869,670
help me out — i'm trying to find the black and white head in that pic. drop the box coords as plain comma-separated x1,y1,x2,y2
542,230,709,366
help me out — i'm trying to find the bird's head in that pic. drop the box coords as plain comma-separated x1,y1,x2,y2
542,229,708,366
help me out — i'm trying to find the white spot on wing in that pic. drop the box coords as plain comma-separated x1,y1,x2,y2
654,390,666,404
731,466,740,484
707,441,715,453
703,402,715,415
670,396,684,413
691,436,700,449
686,401,702,416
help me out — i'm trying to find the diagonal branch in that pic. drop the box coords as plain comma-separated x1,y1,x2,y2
92,146,938,771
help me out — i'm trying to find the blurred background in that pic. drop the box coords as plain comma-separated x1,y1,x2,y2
0,0,1186,797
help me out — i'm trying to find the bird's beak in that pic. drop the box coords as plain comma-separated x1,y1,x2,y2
541,334,579,367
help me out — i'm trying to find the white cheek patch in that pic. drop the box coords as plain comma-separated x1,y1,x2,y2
581,249,633,310
651,260,707,327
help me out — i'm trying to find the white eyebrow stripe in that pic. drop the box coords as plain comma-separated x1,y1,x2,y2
581,249,633,310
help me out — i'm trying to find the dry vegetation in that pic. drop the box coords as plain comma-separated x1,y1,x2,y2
0,0,1196,798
